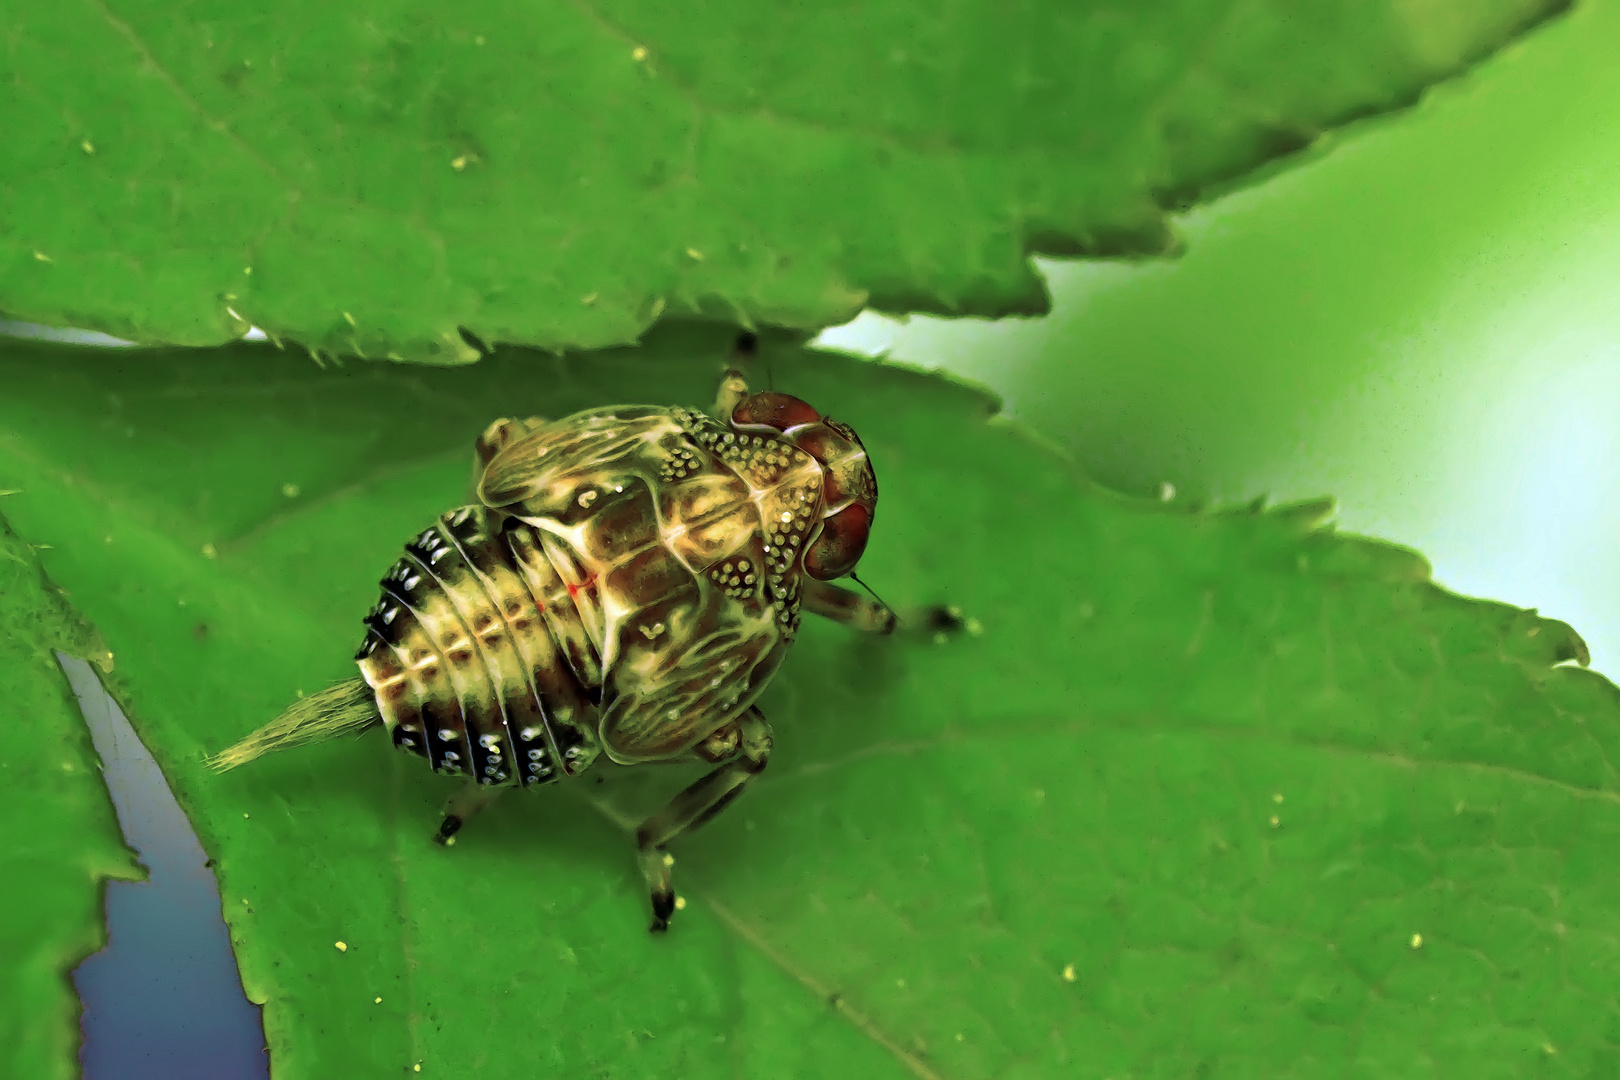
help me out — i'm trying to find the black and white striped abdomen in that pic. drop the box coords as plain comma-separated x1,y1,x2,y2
353,505,604,787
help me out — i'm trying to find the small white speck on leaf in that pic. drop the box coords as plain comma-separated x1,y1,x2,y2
632,45,648,60
1159,481,1176,501
81,139,95,154
1062,964,1076,982
1272,793,1284,804
335,941,348,952
1527,626,1540,637
674,896,687,911
686,247,704,261
281,483,300,498
201,543,217,559
374,996,383,1004
1269,815,1280,828
1409,933,1423,949
343,311,357,327
581,292,598,305
662,853,675,868
34,251,51,262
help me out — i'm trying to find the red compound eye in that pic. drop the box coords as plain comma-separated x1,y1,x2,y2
731,392,821,432
804,502,871,580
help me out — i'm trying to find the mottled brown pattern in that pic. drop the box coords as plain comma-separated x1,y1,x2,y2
357,388,881,784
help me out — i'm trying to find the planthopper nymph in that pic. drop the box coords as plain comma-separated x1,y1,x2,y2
211,350,939,931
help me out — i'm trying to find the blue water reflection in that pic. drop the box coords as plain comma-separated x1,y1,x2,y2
61,655,268,1080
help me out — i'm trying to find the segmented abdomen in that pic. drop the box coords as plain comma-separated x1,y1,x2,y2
354,505,603,788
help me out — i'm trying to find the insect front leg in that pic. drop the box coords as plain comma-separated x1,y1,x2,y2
802,580,969,638
635,707,772,932
802,579,897,633
433,781,505,846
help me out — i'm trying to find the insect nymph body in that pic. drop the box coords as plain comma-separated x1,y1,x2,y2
214,368,897,930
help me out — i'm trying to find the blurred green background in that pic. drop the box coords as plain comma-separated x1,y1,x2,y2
821,0,1620,677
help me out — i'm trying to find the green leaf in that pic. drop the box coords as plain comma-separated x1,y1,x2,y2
2,0,1567,358
2,323,1616,1076
0,511,139,1080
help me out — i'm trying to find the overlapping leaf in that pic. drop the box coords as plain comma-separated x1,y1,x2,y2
1,0,1567,358
0,514,138,1080
1,323,1617,1077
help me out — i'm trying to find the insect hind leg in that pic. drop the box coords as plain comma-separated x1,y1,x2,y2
635,707,772,932
433,781,505,846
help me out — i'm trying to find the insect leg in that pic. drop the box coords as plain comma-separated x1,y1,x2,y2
802,580,969,637
433,781,505,846
711,369,749,422
801,579,897,633
634,707,772,932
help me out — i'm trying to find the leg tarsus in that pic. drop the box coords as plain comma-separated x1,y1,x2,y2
434,814,463,846
431,781,504,846
648,883,676,934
